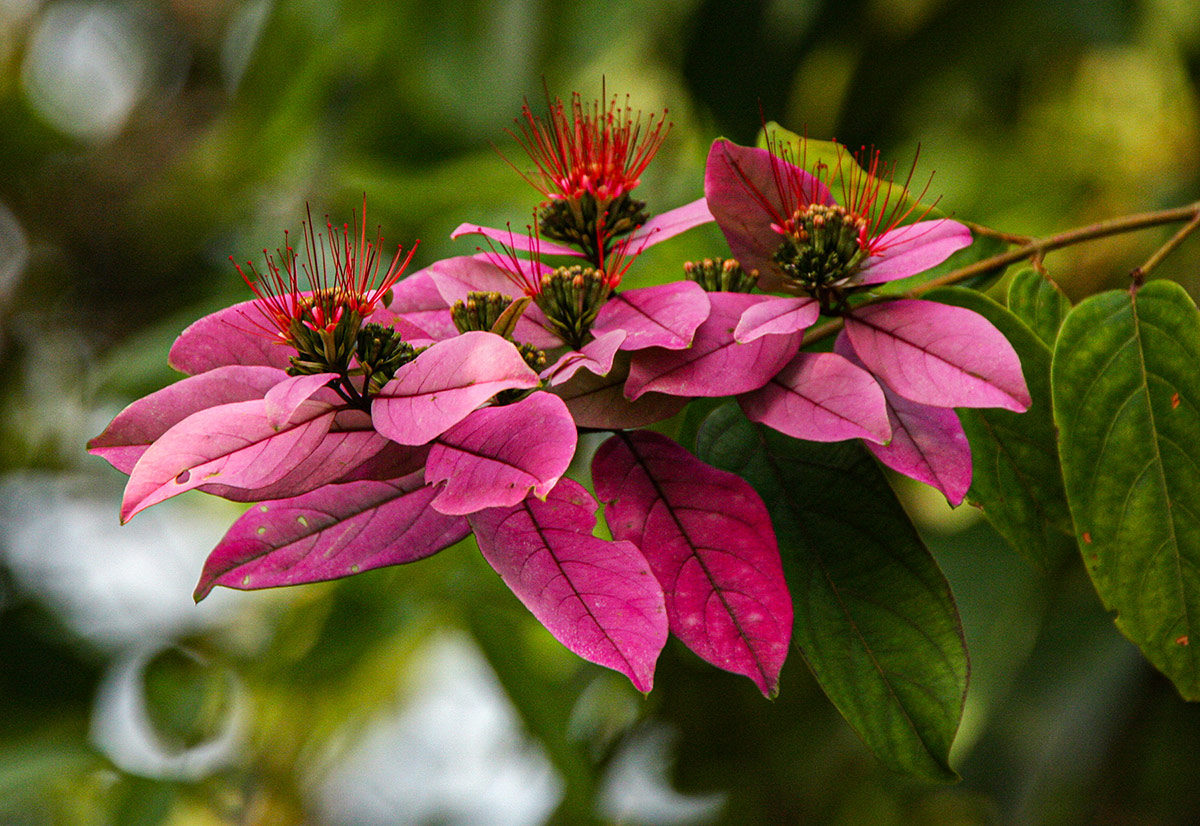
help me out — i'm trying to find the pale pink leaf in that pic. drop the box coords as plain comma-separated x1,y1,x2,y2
591,281,711,351
625,291,802,399
372,331,541,446
592,430,792,696
450,223,583,258
845,299,1031,411
737,351,891,443
427,255,562,348
120,399,336,523
733,295,820,343
426,391,577,515
88,365,287,473
378,266,458,341
543,329,626,385
194,471,470,600
264,373,339,429
624,198,715,247
836,334,972,504
554,353,687,429
468,478,668,692
853,220,973,285
169,299,294,374
705,140,832,292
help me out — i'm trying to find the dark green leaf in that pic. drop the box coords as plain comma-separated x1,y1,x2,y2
1007,267,1071,347
926,286,1075,569
696,403,967,781
1053,280,1200,699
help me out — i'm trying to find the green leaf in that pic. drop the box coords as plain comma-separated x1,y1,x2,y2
1053,280,1200,699
1007,267,1071,347
925,286,1075,569
696,403,967,781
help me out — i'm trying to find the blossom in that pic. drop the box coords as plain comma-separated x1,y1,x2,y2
627,136,1030,504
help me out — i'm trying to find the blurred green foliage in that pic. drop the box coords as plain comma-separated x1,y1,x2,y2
5,0,1200,823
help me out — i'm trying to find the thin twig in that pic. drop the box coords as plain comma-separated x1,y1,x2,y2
958,220,1033,246
1129,209,1200,287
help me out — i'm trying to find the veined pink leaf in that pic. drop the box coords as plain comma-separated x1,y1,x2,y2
169,299,294,374
450,224,582,258
734,295,820,343
737,351,891,444
264,373,339,429
591,281,711,351
554,353,687,429
625,291,802,399
845,299,1031,411
88,365,287,474
853,220,973,286
592,430,792,696
378,266,458,341
836,334,971,504
194,471,470,601
331,441,430,484
120,399,336,523
372,331,540,446
543,329,626,385
624,198,715,247
426,392,577,515
427,255,562,348
705,140,832,292
468,478,668,692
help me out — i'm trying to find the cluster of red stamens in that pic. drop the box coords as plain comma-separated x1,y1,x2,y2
504,87,669,206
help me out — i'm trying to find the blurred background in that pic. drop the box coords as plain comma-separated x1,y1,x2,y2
4,0,1200,823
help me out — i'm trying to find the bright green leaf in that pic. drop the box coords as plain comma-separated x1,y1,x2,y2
1007,267,1071,347
925,286,1075,569
1053,279,1200,699
696,403,967,782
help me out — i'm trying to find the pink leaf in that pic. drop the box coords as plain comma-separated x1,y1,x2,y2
468,478,668,692
331,441,430,484
450,223,583,258
88,365,287,473
264,373,339,429
733,295,820,343
624,198,715,247
543,329,626,385
169,299,294,374
378,266,458,341
426,392,577,515
845,299,1031,411
853,220,973,285
554,353,687,429
194,471,470,600
737,351,891,444
625,291,802,399
592,430,792,696
591,281,711,351
705,140,832,292
120,399,337,523
427,255,562,348
372,331,541,446
836,334,972,504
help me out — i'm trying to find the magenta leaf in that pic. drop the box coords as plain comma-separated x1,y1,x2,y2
264,373,339,429
554,353,687,429
120,399,338,523
854,220,973,286
733,295,820,343
737,351,891,444
705,140,832,292
543,329,626,385
450,223,582,258
845,299,1031,411
379,266,459,341
194,471,470,600
88,365,287,473
591,281,711,351
427,255,562,348
425,391,577,515
592,430,792,696
836,334,971,503
467,478,668,692
372,331,541,446
169,299,294,374
624,198,715,247
625,291,802,399
331,441,430,484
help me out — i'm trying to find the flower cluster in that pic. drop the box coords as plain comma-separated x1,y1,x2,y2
90,90,1031,697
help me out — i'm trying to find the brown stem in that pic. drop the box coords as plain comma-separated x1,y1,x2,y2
958,220,1033,246
1130,209,1200,287
800,200,1200,346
